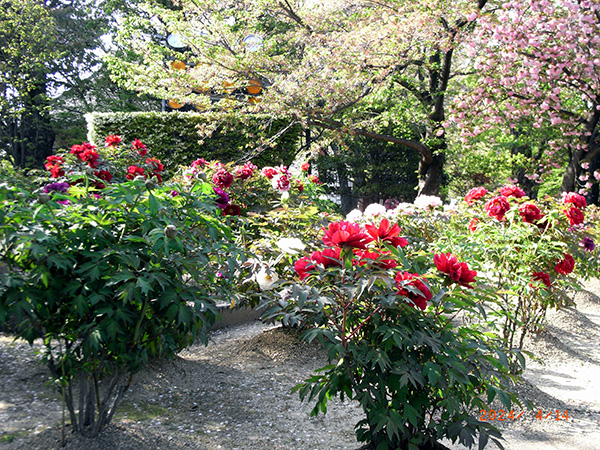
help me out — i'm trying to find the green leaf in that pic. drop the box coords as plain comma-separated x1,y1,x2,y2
148,192,160,216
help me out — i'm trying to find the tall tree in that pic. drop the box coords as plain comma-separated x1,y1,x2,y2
109,0,492,196
0,0,58,167
453,0,600,203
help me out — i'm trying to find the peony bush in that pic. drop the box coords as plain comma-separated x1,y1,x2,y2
0,138,244,437
262,219,523,450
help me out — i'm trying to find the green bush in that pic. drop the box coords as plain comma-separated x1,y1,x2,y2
0,148,243,437
86,111,302,171
262,220,523,450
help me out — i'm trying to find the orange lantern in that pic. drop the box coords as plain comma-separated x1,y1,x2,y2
168,99,183,109
171,60,186,70
247,79,262,95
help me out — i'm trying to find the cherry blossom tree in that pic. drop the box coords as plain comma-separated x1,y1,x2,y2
452,0,600,203
108,0,491,196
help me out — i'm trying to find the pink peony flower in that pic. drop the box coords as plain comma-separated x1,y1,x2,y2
499,184,526,198
464,187,488,205
212,167,234,189
272,173,291,192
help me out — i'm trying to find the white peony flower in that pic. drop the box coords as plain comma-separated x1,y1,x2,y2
363,203,387,218
413,195,443,209
276,237,306,255
255,267,279,291
345,209,363,222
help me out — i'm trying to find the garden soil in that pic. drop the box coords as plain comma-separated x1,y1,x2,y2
1,278,600,450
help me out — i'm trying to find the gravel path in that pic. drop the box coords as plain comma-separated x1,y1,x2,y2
1,279,600,450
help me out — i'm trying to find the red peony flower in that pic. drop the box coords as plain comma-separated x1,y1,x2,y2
364,219,408,248
70,142,96,158
294,257,316,280
45,155,65,178
49,165,65,178
464,187,488,205
261,167,278,179
322,221,373,249
354,250,398,269
105,135,122,147
499,184,526,198
309,175,322,185
563,206,584,226
295,179,304,193
146,157,163,171
434,253,477,288
94,170,112,183
563,192,587,209
467,218,479,233
131,139,147,156
311,247,342,267
519,203,544,224
212,167,234,189
126,165,145,179
223,204,242,216
80,149,100,168
554,253,575,275
395,272,431,310
531,271,551,289
484,196,511,221
45,155,63,168
301,162,310,172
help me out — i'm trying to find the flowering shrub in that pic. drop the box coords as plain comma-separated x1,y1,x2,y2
176,158,341,300
0,141,242,437
262,219,522,450
435,186,597,370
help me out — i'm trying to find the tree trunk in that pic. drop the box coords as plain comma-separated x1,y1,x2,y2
417,152,444,196
8,76,55,168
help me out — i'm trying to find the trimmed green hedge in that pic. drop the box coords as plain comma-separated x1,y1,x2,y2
86,111,302,170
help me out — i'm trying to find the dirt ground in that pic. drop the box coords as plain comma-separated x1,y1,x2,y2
1,279,599,450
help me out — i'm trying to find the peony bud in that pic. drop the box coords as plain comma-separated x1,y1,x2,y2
197,171,207,182
134,175,145,182
164,225,178,238
145,179,156,190
38,193,51,204
16,192,26,201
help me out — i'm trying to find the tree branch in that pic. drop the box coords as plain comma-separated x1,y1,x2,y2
307,115,433,163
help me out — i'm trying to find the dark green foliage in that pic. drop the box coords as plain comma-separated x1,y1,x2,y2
0,171,243,437
87,111,303,170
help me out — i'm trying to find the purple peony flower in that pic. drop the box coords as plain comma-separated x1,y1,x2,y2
580,237,595,252
213,186,230,209
43,182,70,194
